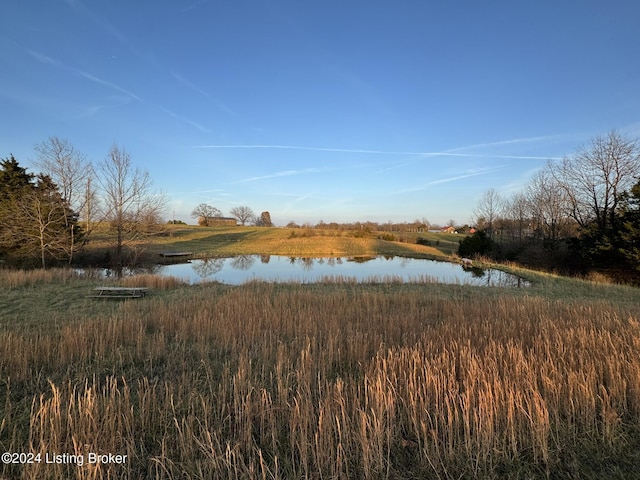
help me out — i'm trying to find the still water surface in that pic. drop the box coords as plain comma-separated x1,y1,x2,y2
109,255,530,287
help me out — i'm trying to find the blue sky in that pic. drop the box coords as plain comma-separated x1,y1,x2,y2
1,1,639,225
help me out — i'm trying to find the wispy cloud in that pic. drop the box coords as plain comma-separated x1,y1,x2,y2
172,72,237,116
269,191,316,202
234,168,325,183
194,144,408,155
77,71,142,101
193,144,560,160
26,48,212,133
386,167,504,196
426,170,495,186
446,135,564,152
172,72,210,98
179,0,209,13
64,0,128,44
27,48,142,102
65,0,224,127
25,49,60,67
373,161,413,175
158,106,210,133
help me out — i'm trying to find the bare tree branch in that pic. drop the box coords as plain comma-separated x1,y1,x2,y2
550,131,640,230
229,206,255,226
474,188,503,238
97,143,167,267
191,203,222,226
33,136,94,262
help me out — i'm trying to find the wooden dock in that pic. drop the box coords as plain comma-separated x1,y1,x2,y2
159,252,193,258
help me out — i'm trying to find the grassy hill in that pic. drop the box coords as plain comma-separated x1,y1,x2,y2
76,224,462,268
87,224,461,258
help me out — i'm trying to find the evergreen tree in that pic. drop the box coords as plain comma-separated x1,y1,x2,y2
617,180,640,275
458,230,496,258
0,155,35,255
0,157,82,267
0,155,34,201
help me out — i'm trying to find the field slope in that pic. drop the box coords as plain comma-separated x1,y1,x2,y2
86,224,458,260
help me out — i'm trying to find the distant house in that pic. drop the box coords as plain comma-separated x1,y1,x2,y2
469,228,477,234
441,226,457,234
197,216,238,226
213,217,238,226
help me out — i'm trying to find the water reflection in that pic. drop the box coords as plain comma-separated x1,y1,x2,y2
191,258,224,279
463,265,486,278
460,266,530,288
347,256,376,264
230,255,255,270
153,255,531,287
90,255,530,287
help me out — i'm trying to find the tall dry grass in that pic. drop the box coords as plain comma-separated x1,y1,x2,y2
0,268,93,289
1,283,639,478
118,273,187,290
0,267,186,290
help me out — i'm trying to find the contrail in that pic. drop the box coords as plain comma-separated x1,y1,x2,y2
193,144,560,160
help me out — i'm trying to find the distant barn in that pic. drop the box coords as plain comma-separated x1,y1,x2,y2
197,216,238,226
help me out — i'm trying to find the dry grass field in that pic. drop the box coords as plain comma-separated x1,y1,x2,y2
1,270,640,478
82,224,457,262
1,228,640,478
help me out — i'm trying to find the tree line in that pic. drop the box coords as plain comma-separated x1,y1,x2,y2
0,137,165,268
0,136,276,268
463,131,640,281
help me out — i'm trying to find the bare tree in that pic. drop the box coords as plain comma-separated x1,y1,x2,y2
229,205,255,226
526,166,572,241
33,136,95,262
34,137,91,210
7,174,78,268
191,203,222,226
83,176,97,236
504,192,530,242
474,188,503,238
98,143,166,267
551,131,640,231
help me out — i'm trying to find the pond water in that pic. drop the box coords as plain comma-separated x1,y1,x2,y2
105,255,530,287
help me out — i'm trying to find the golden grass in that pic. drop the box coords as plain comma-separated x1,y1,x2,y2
0,268,88,289
0,268,185,291
1,282,639,478
118,274,187,290
118,225,450,259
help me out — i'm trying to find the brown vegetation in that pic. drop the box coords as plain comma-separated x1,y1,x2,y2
1,278,639,478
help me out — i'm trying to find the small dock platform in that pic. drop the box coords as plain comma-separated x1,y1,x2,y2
159,252,193,258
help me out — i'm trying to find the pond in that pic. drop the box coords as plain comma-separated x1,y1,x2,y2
105,255,531,287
